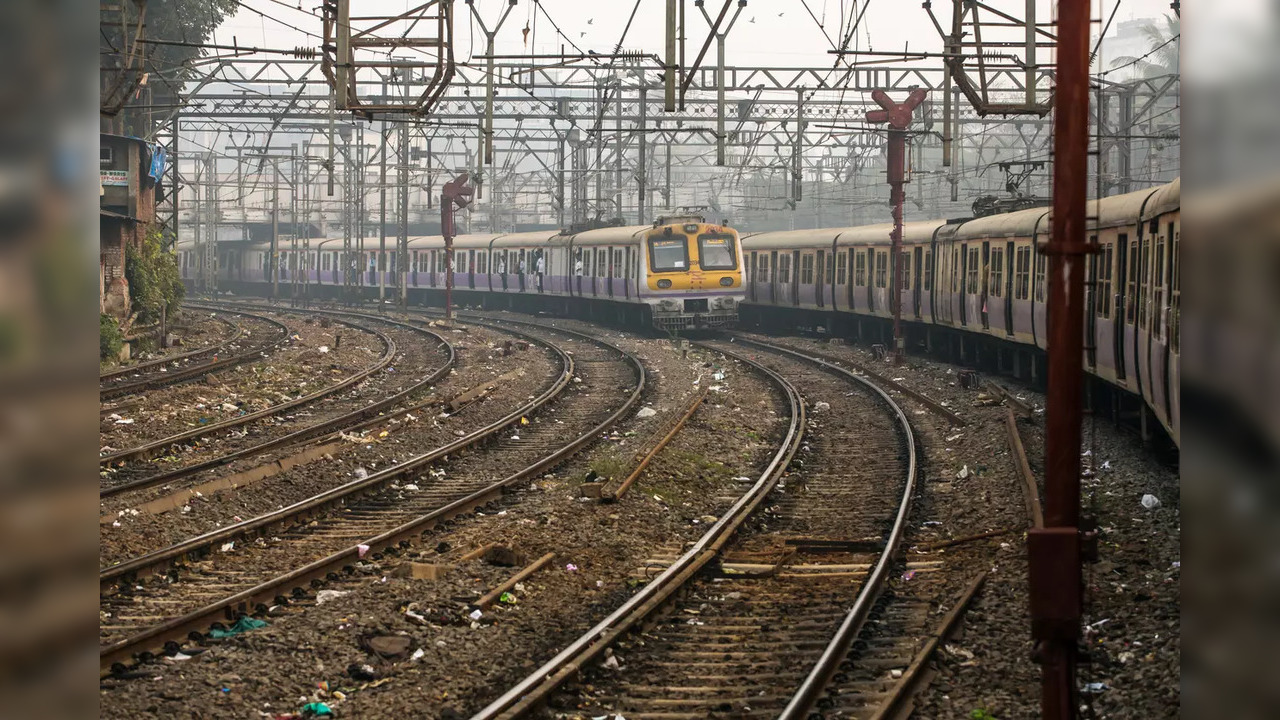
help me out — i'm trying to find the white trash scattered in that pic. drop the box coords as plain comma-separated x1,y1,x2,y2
220,542,234,553
1141,494,1161,510
402,483,419,491
469,609,484,621
602,655,621,670
812,401,831,413
316,589,349,605
318,345,330,354
410,648,426,662
956,465,971,480
636,407,657,419
354,467,369,479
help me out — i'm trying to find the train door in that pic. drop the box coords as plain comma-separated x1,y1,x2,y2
791,250,801,306
1004,241,1015,335
959,244,968,325
1115,233,1129,380
815,250,826,308
1085,236,1098,367
981,241,991,329
748,253,758,302
607,247,615,298
769,251,778,303
913,247,923,318
846,249,856,309
625,247,633,299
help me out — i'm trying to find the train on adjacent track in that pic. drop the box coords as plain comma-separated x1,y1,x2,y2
179,179,1179,445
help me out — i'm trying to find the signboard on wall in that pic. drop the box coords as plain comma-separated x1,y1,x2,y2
101,170,129,187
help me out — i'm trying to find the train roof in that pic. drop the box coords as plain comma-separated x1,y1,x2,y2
565,225,650,246
741,219,942,249
951,205,1050,240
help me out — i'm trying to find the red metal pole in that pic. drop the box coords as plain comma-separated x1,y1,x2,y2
887,128,906,365
866,89,926,365
1028,0,1090,717
439,173,474,325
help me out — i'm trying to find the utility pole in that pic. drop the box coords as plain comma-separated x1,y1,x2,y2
399,74,411,309
557,131,567,229
866,88,927,365
664,0,677,111
379,79,388,302
1029,0,1091,717
615,82,624,219
468,0,518,194
638,87,648,224
696,0,746,166
271,158,279,300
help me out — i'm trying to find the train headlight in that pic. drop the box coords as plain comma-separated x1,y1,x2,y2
657,279,672,289
719,276,734,287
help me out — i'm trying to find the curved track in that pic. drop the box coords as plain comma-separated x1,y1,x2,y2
100,318,646,676
100,309,290,401
101,306,455,499
99,309,399,470
469,334,919,720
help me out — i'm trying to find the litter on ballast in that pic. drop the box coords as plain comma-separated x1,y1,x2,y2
219,542,234,552
1141,494,1161,510
812,401,831,413
565,563,579,572
636,407,657,418
469,609,484,621
316,589,349,605
357,544,371,558
956,465,971,480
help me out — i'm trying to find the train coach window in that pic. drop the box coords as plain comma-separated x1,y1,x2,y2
801,254,815,284
648,234,689,272
778,254,791,283
989,247,1003,297
1124,236,1137,323
855,252,866,286
967,248,980,294
1015,246,1031,301
875,252,888,289
697,233,738,270
901,252,912,291
1097,243,1113,317
1034,248,1047,302
835,252,847,286
924,250,934,291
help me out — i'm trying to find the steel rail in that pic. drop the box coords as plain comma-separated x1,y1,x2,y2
101,310,455,499
736,337,919,720
744,334,967,426
99,320,571,586
99,313,396,467
101,323,645,676
99,313,240,383
468,342,806,720
100,310,292,401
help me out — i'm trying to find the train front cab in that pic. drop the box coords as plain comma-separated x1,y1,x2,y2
642,221,743,329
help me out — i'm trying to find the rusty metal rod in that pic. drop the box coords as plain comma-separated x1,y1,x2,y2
1006,407,1046,528
611,390,707,501
474,552,556,610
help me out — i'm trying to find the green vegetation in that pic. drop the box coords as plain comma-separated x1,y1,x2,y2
969,709,998,720
588,454,631,482
126,227,185,324
100,314,123,362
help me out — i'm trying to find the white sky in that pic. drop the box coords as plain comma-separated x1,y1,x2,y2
211,0,1180,73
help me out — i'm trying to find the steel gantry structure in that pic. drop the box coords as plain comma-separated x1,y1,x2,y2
142,16,1177,304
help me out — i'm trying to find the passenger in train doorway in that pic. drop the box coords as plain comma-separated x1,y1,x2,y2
574,250,584,294
518,253,527,291
535,250,545,292
497,253,507,290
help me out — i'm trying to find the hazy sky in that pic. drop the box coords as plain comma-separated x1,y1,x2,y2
212,0,1180,75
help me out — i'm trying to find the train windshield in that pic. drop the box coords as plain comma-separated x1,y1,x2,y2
697,233,738,270
649,235,689,272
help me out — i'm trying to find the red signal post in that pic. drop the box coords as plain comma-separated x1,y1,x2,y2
866,88,927,365
440,173,475,323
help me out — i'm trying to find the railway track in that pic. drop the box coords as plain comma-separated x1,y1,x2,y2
100,306,455,500
99,308,401,470
100,318,645,676
100,309,291,401
468,335,927,720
